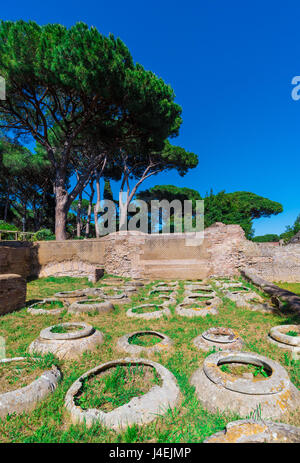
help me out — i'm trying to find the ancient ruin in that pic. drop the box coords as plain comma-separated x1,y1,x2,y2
204,419,300,443
117,331,173,354
0,274,26,315
127,304,171,319
65,358,180,430
29,322,104,360
0,358,61,418
268,324,300,355
191,351,300,420
193,327,244,351
27,298,65,315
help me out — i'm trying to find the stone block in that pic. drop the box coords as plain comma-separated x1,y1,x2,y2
0,274,26,316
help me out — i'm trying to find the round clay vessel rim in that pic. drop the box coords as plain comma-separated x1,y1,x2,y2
0,361,61,400
127,305,171,318
127,330,166,344
202,327,238,344
54,290,87,298
203,351,288,395
28,298,65,313
270,325,300,347
226,286,251,293
76,298,106,305
66,358,177,418
40,322,95,340
130,303,165,313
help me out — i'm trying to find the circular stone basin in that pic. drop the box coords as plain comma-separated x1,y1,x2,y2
27,298,65,315
68,299,114,314
127,304,171,320
268,325,300,352
0,357,61,418
214,281,243,289
101,290,127,300
123,286,138,293
150,287,175,294
125,280,145,287
117,331,173,354
183,293,216,303
29,322,104,360
184,285,213,292
141,295,176,306
204,419,300,443
176,300,220,318
65,358,180,430
54,289,89,303
190,351,300,420
193,327,244,352
226,286,251,293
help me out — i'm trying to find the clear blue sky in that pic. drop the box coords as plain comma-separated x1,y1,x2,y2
2,0,300,236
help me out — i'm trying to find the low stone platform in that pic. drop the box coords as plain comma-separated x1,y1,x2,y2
0,274,26,316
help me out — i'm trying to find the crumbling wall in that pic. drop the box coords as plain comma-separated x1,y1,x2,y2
0,223,300,282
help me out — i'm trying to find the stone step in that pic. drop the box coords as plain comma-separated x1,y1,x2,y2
141,259,211,279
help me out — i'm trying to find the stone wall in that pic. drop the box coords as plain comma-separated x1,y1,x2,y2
0,242,33,278
0,223,300,282
0,274,27,315
239,241,300,282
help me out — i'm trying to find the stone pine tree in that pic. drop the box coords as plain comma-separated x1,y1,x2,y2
116,141,198,230
204,191,283,239
0,21,182,240
137,185,201,232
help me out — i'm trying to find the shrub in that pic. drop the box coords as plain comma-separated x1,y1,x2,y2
33,228,56,241
0,221,19,239
252,234,280,242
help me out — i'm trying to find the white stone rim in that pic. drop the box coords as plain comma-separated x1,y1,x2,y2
40,322,95,340
64,358,180,430
127,304,171,319
117,331,173,353
270,325,300,347
203,351,288,395
202,327,238,344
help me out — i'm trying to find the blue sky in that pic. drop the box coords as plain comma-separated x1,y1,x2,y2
1,0,300,236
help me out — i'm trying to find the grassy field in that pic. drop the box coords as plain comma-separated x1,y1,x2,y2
274,282,300,296
0,275,299,443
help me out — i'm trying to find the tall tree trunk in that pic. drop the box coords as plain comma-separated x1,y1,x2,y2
55,186,69,241
76,191,82,238
85,180,94,237
94,174,101,238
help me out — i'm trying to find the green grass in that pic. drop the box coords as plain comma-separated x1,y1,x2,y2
0,275,299,442
274,282,300,296
75,364,162,412
128,333,162,347
50,324,83,334
286,331,299,337
132,305,163,314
